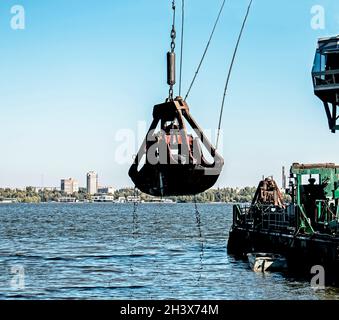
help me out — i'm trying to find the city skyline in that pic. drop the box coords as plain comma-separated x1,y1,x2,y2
0,170,115,191
1,1,339,189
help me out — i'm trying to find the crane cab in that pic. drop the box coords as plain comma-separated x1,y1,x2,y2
312,35,339,132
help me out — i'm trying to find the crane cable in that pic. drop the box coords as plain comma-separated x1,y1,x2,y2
184,0,227,101
179,0,185,97
216,0,253,149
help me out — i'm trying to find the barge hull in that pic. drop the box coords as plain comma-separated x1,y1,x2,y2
228,226,339,285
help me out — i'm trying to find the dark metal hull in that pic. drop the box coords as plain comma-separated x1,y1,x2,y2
228,226,339,286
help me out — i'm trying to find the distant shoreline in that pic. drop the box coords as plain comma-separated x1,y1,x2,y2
0,186,257,204
0,201,240,205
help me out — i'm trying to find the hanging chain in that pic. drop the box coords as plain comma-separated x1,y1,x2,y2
169,0,176,100
129,186,140,299
170,0,176,53
194,196,204,285
133,187,139,236
169,87,174,101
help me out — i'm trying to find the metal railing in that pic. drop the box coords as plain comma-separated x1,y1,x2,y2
232,201,339,235
233,204,290,231
313,69,339,89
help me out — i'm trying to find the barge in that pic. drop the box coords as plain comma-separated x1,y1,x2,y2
228,163,339,285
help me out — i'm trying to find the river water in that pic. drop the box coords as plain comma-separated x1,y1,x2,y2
0,203,338,300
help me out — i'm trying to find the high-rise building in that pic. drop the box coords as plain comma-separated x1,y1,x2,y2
87,171,98,195
61,178,79,195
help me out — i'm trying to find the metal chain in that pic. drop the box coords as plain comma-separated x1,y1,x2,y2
170,0,176,53
170,29,176,53
169,87,174,101
194,196,204,285
133,187,139,235
129,186,139,299
169,0,176,100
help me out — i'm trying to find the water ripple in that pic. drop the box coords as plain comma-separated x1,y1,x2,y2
0,203,338,300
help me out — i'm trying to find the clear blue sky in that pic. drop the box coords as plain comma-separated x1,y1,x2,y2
0,0,338,189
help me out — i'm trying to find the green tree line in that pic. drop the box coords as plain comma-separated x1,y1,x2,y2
0,187,91,203
0,186,259,203
115,187,258,203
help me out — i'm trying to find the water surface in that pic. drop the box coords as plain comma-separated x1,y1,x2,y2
0,203,338,300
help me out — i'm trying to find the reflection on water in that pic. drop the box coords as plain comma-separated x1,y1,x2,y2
0,203,338,300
